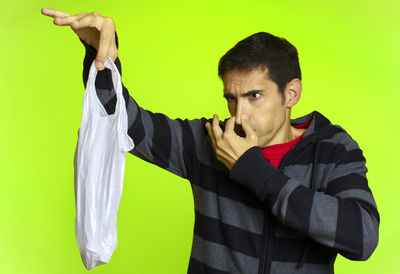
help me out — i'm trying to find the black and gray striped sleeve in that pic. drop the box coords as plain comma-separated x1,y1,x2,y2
80,32,207,180
229,134,379,261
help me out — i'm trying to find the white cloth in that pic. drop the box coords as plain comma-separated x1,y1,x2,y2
73,56,134,270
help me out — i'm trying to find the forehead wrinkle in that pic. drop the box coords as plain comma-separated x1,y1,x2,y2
224,84,265,98
223,68,271,96
224,81,249,96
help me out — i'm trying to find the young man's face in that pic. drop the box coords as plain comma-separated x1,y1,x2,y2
222,68,293,148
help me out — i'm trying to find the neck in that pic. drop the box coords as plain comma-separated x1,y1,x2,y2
260,110,305,148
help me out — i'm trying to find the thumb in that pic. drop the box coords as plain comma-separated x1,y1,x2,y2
241,115,256,139
95,55,106,71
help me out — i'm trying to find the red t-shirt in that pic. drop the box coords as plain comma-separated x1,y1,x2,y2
260,121,311,168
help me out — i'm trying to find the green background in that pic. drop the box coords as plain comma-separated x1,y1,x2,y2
1,0,399,273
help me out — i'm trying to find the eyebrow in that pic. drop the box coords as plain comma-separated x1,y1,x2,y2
223,89,264,99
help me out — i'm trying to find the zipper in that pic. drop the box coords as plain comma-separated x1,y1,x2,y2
259,210,274,274
258,144,298,274
258,211,270,274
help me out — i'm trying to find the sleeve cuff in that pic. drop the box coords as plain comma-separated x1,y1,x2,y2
229,146,287,203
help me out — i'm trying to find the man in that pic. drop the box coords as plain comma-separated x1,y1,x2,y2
42,8,379,274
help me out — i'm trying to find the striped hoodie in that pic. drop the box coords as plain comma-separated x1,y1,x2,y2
80,32,379,274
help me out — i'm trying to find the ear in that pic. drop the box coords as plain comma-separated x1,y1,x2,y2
284,78,302,108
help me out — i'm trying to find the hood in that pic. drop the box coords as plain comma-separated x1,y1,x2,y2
291,110,339,150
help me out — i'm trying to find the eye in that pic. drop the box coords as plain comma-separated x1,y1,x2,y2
250,93,261,100
225,95,236,102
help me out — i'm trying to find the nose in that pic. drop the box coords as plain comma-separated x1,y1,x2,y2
234,100,244,125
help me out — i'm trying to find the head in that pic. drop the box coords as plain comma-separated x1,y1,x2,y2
218,32,303,147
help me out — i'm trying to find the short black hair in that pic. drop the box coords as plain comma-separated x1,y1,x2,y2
218,32,301,104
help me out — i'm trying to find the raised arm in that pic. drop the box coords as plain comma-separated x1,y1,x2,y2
41,8,217,180
80,32,207,179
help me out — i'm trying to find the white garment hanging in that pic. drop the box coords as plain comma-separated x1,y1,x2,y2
73,56,134,270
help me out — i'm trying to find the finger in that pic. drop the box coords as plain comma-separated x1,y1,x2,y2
211,114,223,140
241,115,256,139
52,13,87,26
205,122,217,149
69,12,98,30
225,116,235,134
41,8,71,18
95,18,115,70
